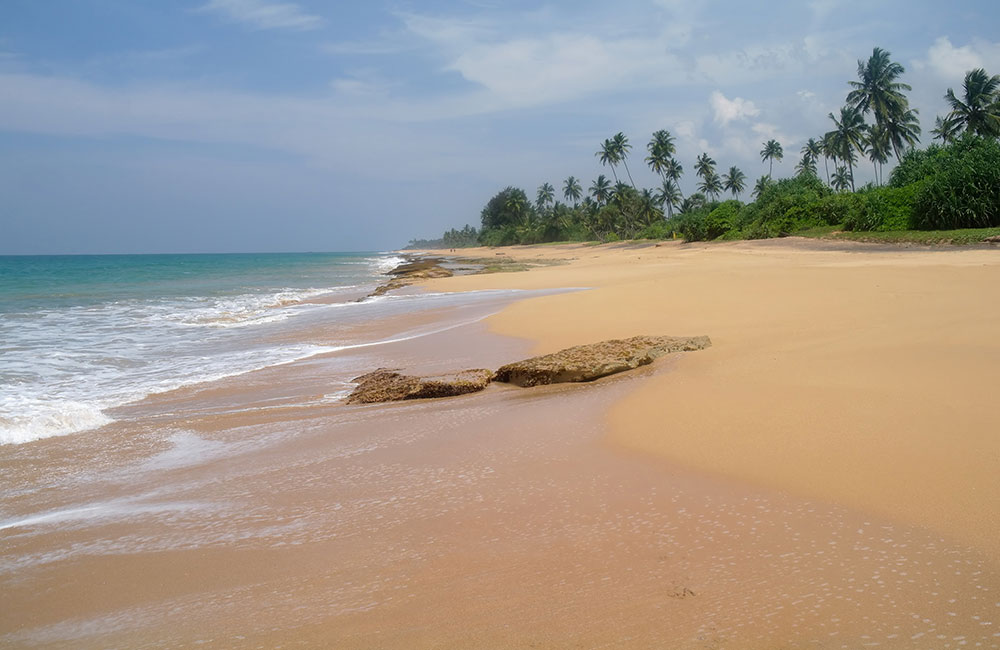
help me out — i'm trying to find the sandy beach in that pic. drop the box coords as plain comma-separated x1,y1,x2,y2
3,238,999,649
424,239,1000,559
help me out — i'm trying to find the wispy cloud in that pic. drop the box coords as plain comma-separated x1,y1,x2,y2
199,0,325,31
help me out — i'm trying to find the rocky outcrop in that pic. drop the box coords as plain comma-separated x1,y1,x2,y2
366,257,454,298
493,335,711,387
346,368,494,404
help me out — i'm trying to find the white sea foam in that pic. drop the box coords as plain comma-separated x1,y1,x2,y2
0,397,114,446
371,255,406,274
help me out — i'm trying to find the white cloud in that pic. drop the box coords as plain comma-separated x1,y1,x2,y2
199,0,324,31
710,91,759,125
914,36,1000,80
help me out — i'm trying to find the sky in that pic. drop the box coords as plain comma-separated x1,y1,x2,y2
1,0,999,254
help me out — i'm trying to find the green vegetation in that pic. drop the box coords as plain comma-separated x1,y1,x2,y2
414,49,1000,248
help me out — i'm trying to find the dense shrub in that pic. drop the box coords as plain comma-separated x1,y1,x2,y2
704,201,743,239
812,193,865,228
635,220,672,240
911,137,1000,230
742,174,832,237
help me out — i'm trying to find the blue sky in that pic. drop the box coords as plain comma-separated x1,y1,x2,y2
1,0,998,253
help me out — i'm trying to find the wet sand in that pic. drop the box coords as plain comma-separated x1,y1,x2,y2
2,240,1000,648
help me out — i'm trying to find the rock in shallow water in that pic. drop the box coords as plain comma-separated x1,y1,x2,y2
493,335,711,387
346,368,494,404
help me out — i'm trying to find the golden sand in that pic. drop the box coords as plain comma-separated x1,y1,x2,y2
424,239,1000,559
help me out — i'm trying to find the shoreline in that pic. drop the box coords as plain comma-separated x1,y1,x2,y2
417,238,1000,560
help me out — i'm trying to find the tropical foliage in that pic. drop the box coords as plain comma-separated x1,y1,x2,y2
415,50,1000,247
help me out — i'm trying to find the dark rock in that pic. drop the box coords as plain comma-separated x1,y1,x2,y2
493,335,711,387
346,368,494,404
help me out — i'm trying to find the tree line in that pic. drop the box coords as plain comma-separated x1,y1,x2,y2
413,47,1000,247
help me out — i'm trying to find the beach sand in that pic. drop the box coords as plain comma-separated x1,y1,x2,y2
424,239,1000,559
3,238,999,648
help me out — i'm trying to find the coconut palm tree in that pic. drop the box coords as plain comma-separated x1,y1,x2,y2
847,47,912,136
884,107,921,160
931,115,962,144
590,175,612,206
563,176,582,206
760,139,784,177
680,192,706,214
722,166,746,198
826,106,867,191
820,133,838,185
698,171,723,201
751,175,773,200
663,158,685,199
944,68,1000,138
801,138,822,168
645,130,675,185
536,182,555,211
610,132,636,188
656,179,680,219
596,139,620,184
795,155,817,178
831,166,853,192
694,153,716,184
866,124,891,185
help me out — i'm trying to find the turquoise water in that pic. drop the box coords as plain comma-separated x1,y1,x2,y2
0,252,406,445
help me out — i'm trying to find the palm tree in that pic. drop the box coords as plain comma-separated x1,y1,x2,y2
722,166,746,198
866,124,890,185
884,107,921,160
751,175,773,200
645,130,675,185
656,179,680,219
610,132,636,188
820,133,838,185
590,175,612,206
680,192,706,214
826,106,867,191
944,68,1000,138
760,139,784,177
536,182,555,211
795,154,817,178
831,166,853,192
698,171,723,201
694,153,716,184
846,47,912,133
801,138,822,168
563,176,582,206
597,138,620,184
931,114,962,144
663,158,685,199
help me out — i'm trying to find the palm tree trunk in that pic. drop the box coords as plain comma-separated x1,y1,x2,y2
768,158,773,177
622,160,636,189
848,160,855,192
824,156,830,185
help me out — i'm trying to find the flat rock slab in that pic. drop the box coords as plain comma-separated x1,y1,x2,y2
347,368,494,404
493,335,711,387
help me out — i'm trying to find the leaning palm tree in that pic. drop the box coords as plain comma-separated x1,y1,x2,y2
536,182,555,211
610,132,636,188
826,106,867,191
831,166,853,192
656,179,680,219
663,158,685,199
760,139,784,177
931,114,962,144
722,166,746,198
944,68,1000,138
847,47,912,136
698,171,723,201
563,176,582,206
596,139,620,184
694,153,716,184
590,175,612,206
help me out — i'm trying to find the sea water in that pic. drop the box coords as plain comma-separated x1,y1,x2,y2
0,252,411,445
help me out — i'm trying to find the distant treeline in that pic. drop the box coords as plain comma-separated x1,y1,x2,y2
409,50,999,247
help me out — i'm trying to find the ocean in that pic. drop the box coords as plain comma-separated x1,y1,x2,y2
0,252,519,446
